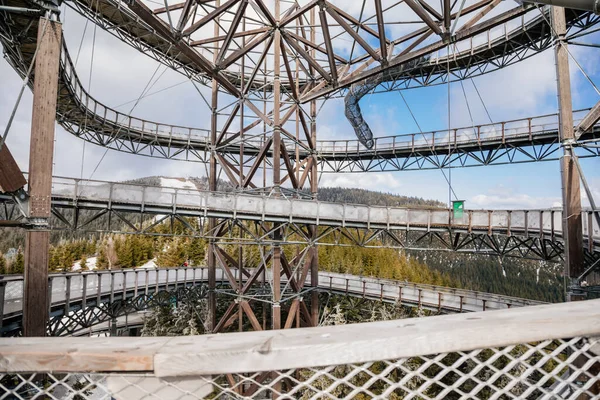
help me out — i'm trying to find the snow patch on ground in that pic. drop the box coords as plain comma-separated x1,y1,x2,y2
71,257,98,271
138,258,158,269
160,177,196,190
86,257,97,270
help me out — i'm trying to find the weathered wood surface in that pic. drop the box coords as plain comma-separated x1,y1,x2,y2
23,18,62,337
0,299,599,376
0,337,165,372
553,7,584,285
0,144,26,193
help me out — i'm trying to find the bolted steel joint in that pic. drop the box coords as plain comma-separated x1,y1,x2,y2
26,217,49,230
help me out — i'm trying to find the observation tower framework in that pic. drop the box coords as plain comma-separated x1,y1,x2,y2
0,0,600,349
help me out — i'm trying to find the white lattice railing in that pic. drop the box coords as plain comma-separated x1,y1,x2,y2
0,299,599,399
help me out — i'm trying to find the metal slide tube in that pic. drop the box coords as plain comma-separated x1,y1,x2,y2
523,0,599,13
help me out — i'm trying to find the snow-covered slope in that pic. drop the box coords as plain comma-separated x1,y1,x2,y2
160,177,197,190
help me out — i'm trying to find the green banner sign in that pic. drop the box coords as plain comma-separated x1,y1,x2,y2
452,200,465,219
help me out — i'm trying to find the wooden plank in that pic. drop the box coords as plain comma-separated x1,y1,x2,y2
2,299,599,374
575,100,600,139
0,337,165,372
0,144,26,193
154,299,600,376
23,18,62,338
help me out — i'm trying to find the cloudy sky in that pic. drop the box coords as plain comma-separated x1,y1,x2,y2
0,2,599,210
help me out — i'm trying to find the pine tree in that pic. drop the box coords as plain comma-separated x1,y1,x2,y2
59,245,75,272
116,237,133,268
0,253,6,274
96,241,109,270
13,248,24,274
156,238,186,267
49,247,60,272
188,237,206,266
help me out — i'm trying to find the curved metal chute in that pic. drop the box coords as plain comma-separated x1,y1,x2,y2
344,59,426,149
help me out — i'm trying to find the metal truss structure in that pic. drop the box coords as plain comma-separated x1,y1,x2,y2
0,268,545,337
0,176,598,274
1,14,599,168
1,0,600,346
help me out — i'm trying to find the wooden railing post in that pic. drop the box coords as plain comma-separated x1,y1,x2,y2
82,274,88,308
96,273,102,305
110,272,115,303
0,281,6,331
64,276,71,317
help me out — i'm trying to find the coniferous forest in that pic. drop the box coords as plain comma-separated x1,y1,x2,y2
0,180,568,302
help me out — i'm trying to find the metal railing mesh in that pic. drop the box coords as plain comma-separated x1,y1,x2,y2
1,336,598,399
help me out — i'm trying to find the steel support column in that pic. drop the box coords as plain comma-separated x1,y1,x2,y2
553,7,585,301
23,17,62,337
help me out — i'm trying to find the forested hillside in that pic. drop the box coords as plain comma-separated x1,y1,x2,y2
409,251,564,302
0,177,565,302
318,187,445,208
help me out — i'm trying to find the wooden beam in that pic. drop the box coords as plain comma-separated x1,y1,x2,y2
216,0,249,63
213,302,238,333
284,30,346,64
326,6,382,62
213,246,240,292
242,137,272,188
23,18,61,337
3,300,600,375
444,0,451,31
418,0,443,21
190,27,268,46
553,6,584,297
279,0,319,27
280,254,301,292
215,153,257,189
0,144,26,193
182,0,240,37
302,5,531,102
240,301,262,331
154,1,185,14
399,30,433,56
458,0,501,32
318,8,338,82
154,299,600,375
128,0,240,97
253,0,276,26
327,3,390,45
374,0,387,61
404,0,443,36
575,100,600,139
284,300,299,329
220,30,272,69
282,32,331,82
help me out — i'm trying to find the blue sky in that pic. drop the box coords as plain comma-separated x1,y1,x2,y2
0,4,598,210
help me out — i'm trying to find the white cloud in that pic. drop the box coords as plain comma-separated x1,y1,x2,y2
1,1,598,212
470,193,561,209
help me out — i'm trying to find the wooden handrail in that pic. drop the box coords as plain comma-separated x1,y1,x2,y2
0,299,598,376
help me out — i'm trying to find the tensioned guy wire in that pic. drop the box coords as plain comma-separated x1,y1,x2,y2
0,17,51,151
